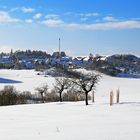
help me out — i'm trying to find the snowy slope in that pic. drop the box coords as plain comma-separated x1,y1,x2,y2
0,102,140,140
0,69,55,93
0,69,140,140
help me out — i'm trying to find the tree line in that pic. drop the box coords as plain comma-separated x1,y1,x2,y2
0,70,100,106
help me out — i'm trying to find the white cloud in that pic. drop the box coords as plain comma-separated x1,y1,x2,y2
33,13,42,19
43,19,140,30
43,14,63,27
66,20,140,30
103,16,118,22
4,7,138,31
79,12,99,17
0,11,20,23
78,12,99,22
21,7,35,13
43,19,64,27
45,14,59,19
11,7,35,13
25,19,33,23
85,13,99,17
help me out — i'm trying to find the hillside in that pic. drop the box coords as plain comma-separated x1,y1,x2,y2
0,101,140,140
0,69,140,139
106,54,140,75
1,51,140,77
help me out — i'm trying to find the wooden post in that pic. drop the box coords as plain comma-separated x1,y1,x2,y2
92,92,95,103
110,91,113,106
116,89,120,103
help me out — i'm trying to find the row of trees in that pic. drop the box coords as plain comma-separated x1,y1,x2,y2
12,50,51,59
36,71,100,105
0,71,100,106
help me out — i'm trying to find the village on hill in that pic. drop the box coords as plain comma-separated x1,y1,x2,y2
0,49,140,77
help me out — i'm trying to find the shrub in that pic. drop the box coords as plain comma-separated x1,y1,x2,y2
0,86,27,106
63,89,91,102
45,89,59,102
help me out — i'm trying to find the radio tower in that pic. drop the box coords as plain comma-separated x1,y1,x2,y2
59,38,61,59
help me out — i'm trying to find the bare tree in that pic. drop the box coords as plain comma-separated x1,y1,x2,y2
54,77,72,102
73,73,100,105
36,84,48,103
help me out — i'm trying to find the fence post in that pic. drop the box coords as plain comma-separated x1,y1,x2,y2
116,89,120,103
110,91,113,106
92,92,95,103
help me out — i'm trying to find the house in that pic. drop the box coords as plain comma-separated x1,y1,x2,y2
72,56,93,67
25,61,33,69
59,56,72,65
0,55,13,64
72,57,83,67
49,58,58,65
83,57,93,66
34,59,45,65
18,60,34,69
48,56,73,68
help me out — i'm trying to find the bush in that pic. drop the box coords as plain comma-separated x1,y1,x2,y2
63,89,91,102
45,90,59,102
0,84,92,106
0,63,14,69
0,86,28,106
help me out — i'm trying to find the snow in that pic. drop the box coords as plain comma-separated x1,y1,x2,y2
0,69,140,102
0,102,140,140
117,73,140,78
0,69,55,93
0,69,140,140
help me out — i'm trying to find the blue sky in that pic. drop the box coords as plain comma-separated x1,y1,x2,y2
0,0,140,56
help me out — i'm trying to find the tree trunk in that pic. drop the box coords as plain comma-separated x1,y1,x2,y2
41,92,44,103
85,92,88,105
59,92,63,102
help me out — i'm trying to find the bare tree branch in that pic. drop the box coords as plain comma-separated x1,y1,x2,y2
72,72,100,105
54,77,72,102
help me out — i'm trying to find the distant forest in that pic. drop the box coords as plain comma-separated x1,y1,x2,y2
12,50,51,59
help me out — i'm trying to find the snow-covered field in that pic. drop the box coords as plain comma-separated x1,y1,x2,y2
0,69,55,93
0,69,140,140
0,101,140,140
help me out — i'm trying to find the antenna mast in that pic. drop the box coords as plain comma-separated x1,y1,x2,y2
59,38,61,59
59,38,60,54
